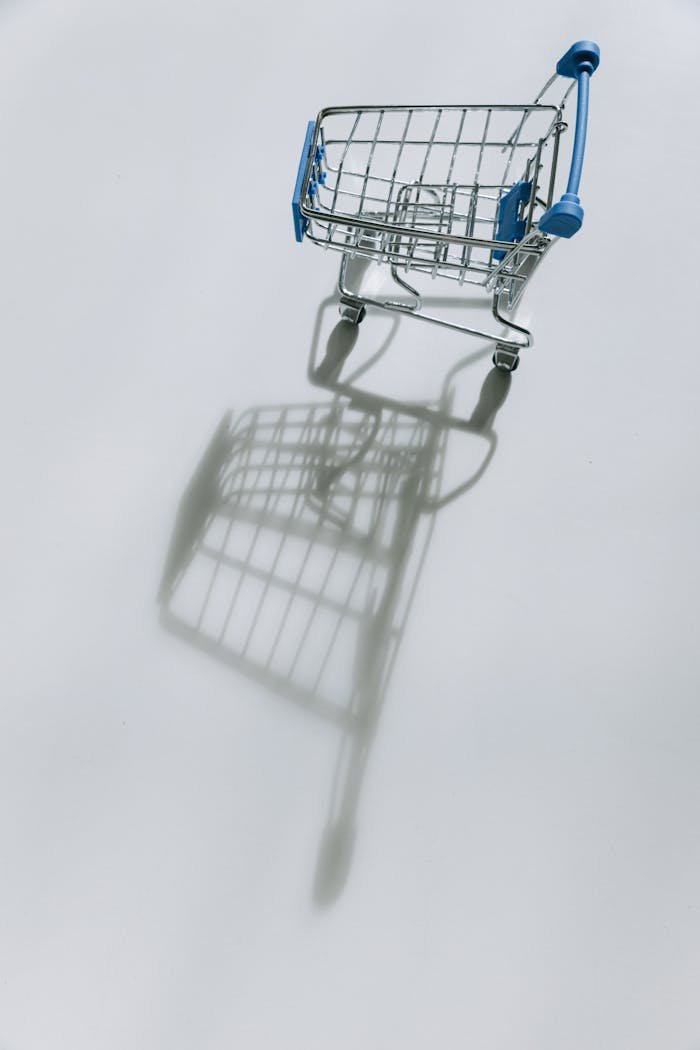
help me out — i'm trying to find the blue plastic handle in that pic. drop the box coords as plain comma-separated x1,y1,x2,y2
539,40,600,239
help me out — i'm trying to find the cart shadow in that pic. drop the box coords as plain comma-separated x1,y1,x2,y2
158,304,511,907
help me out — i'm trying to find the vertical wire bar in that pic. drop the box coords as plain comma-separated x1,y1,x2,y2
418,109,442,184
328,111,362,243
474,108,491,184
525,137,543,232
358,110,384,218
384,109,413,255
546,113,564,209
437,183,457,271
501,109,530,191
410,110,443,265
462,184,480,274
463,108,491,274
407,177,441,269
439,107,467,276
445,108,467,186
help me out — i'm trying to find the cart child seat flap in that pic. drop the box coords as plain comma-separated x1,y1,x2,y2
494,181,532,261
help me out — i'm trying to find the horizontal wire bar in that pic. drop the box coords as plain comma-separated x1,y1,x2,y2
318,103,559,115
323,138,543,148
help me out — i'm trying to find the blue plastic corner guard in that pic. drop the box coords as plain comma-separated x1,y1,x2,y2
292,120,316,243
539,40,600,239
494,180,532,260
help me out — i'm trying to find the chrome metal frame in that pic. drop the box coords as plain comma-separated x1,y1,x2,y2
298,77,575,370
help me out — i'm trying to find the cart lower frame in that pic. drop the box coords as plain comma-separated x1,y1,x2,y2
334,228,554,372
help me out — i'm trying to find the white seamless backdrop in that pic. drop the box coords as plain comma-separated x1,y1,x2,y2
0,2,698,1049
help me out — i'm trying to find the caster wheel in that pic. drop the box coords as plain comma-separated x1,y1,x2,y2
492,350,520,372
339,302,366,325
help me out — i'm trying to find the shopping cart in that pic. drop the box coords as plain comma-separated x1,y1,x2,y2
292,40,600,372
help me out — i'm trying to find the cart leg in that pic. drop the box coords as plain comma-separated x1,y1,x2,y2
489,287,531,372
492,343,521,372
337,253,369,325
339,300,366,325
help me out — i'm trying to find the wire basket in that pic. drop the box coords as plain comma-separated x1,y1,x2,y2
299,103,562,283
292,40,600,373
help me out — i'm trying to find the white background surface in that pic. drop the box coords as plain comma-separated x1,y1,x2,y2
1,2,699,1048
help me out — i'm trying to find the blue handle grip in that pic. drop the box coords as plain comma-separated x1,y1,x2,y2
539,40,600,239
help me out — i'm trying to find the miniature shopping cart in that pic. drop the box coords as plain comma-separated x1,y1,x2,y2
292,40,600,372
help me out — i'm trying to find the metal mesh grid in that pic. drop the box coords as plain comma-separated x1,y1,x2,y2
303,104,563,283
161,401,448,723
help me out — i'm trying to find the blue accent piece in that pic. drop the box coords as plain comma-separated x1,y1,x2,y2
540,40,600,239
539,192,583,238
494,180,531,260
292,120,316,243
556,39,600,79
